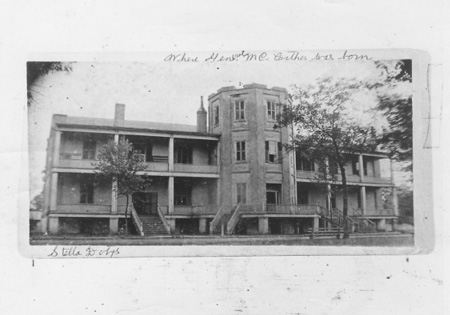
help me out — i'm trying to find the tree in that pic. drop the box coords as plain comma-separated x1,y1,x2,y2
277,77,379,238
27,61,72,106
94,139,147,234
373,60,413,169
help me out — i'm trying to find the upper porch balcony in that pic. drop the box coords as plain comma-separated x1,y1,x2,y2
295,154,393,186
55,132,219,175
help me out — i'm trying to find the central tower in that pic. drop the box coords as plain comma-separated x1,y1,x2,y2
208,83,296,211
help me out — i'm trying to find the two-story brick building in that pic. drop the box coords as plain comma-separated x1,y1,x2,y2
39,83,398,236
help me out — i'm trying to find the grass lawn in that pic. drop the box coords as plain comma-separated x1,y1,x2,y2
30,233,413,247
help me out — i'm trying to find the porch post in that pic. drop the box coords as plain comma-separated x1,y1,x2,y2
392,187,399,216
50,172,58,211
313,216,319,232
48,217,59,234
109,218,119,234
53,131,61,167
168,176,174,214
111,179,117,214
169,136,174,172
258,217,269,234
361,186,367,215
199,218,207,234
358,154,364,181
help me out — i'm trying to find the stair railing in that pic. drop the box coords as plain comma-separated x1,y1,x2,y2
351,208,377,232
130,204,144,236
227,203,242,235
157,206,172,235
209,204,225,235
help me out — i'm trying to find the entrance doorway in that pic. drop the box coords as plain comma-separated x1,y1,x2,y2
133,192,158,215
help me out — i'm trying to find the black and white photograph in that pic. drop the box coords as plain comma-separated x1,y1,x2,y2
1,1,447,314
27,51,425,252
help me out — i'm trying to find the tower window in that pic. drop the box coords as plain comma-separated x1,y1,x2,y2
234,101,245,121
265,141,281,163
237,183,247,204
214,106,219,126
235,141,246,162
267,101,276,120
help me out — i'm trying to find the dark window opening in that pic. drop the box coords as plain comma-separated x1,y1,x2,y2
175,145,193,164
267,101,276,120
298,190,309,205
82,137,96,160
80,176,94,204
133,142,153,162
265,141,281,163
296,156,315,171
214,106,220,125
237,183,247,204
236,141,246,162
174,182,192,206
352,158,360,175
234,101,245,121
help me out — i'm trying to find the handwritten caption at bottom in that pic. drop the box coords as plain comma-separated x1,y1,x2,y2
48,246,120,258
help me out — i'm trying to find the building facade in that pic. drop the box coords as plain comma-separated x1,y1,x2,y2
39,83,398,236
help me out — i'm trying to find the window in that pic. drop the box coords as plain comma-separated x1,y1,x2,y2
296,157,315,171
329,162,339,175
174,186,191,206
363,160,368,176
298,190,309,205
352,158,360,175
234,101,245,121
133,142,152,162
265,141,281,163
214,106,220,126
267,101,276,120
175,145,193,164
237,183,247,204
82,137,96,160
235,141,246,162
80,177,94,204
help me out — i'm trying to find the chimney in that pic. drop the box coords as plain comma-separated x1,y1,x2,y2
197,96,207,133
114,103,125,127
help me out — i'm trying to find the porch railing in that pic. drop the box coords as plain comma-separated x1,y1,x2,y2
238,204,327,216
130,204,144,236
227,203,242,235
157,206,172,234
209,204,226,234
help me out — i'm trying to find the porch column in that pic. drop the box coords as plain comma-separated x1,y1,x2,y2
258,217,269,234
199,218,207,234
109,218,119,234
50,172,58,211
377,219,386,231
313,216,319,232
392,187,399,216
360,186,367,214
53,131,61,167
114,133,119,144
166,218,176,232
111,179,117,214
168,176,174,214
48,217,59,234
169,136,174,172
358,154,364,181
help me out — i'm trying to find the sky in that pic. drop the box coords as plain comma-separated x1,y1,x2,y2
27,54,410,200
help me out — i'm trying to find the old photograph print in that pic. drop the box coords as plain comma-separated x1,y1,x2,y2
27,50,424,254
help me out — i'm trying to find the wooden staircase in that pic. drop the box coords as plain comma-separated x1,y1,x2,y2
139,215,169,236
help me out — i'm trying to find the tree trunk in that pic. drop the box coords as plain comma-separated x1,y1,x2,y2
340,165,350,239
125,194,129,235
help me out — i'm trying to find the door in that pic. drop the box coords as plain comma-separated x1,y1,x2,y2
133,192,158,215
